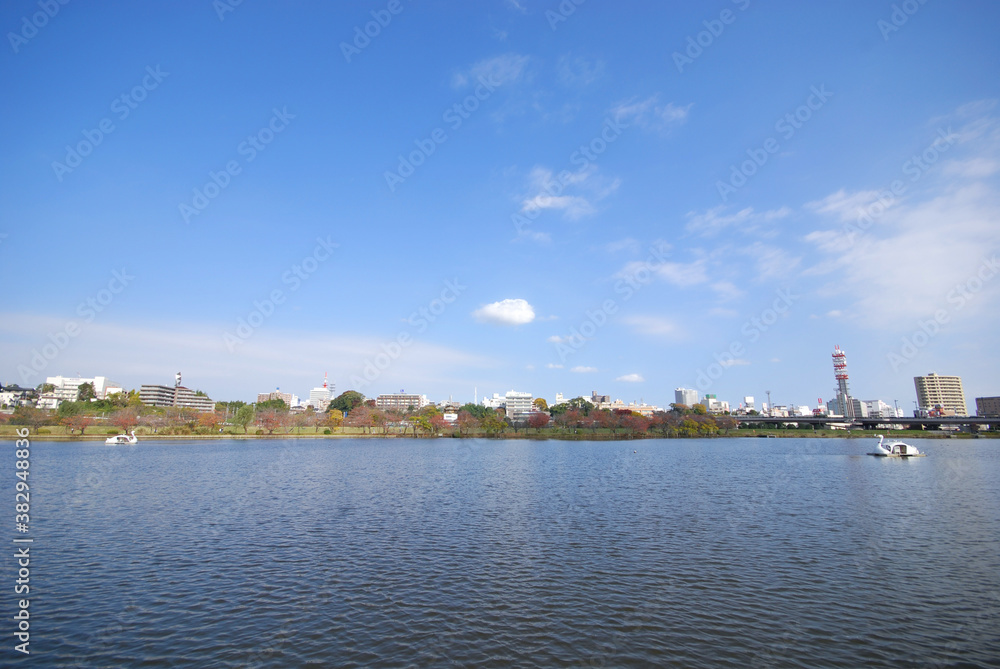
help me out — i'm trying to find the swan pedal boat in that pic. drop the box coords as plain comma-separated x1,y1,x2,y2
105,430,137,445
868,434,924,457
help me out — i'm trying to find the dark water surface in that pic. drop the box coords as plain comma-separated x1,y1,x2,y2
4,437,999,667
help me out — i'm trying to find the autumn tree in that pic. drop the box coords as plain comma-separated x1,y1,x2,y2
456,411,479,436
63,414,95,435
533,397,548,411
528,412,550,432
109,408,139,432
256,408,287,435
326,409,344,429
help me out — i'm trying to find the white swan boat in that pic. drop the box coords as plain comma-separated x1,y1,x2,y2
105,430,137,445
868,434,923,457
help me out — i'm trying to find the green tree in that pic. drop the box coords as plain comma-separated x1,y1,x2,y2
234,405,254,433
77,382,97,402
458,403,490,419
256,398,288,412
329,391,366,415
480,410,507,437
38,383,55,394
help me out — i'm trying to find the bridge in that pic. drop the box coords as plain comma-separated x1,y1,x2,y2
735,415,995,430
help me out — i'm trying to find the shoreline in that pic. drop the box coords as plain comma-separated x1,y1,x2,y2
9,430,998,442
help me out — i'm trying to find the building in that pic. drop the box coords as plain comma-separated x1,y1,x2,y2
702,394,730,414
674,388,699,407
591,391,610,405
44,375,124,403
743,396,755,412
258,389,298,407
914,373,967,415
975,396,1000,417
863,399,901,419
375,392,429,412
306,373,333,411
140,373,214,412
482,393,506,410
503,391,533,418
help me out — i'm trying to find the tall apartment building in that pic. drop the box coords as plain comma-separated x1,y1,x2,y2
503,391,533,418
674,388,699,407
45,375,123,402
975,396,1000,417
914,373,967,415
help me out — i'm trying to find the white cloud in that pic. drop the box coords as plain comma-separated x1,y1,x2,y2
655,260,708,286
546,363,563,369
557,55,605,87
0,315,496,402
720,359,750,368
686,205,791,235
472,298,536,326
519,165,619,220
711,281,744,301
454,53,529,89
571,366,597,373
604,237,641,254
612,95,691,132
623,315,681,339
802,103,1000,326
547,335,568,343
806,189,887,222
616,373,644,382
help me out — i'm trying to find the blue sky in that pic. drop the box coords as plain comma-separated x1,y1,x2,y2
2,0,999,411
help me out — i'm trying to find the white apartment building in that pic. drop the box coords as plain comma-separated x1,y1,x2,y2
503,391,533,418
45,375,124,403
914,373,967,415
675,388,699,406
375,393,429,412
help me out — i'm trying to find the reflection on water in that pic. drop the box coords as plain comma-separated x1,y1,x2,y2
5,437,999,667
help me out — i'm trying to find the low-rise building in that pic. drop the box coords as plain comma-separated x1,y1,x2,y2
375,392,429,412
976,396,1000,417
140,373,214,412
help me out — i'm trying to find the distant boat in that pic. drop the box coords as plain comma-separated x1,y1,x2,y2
868,434,923,457
105,430,137,445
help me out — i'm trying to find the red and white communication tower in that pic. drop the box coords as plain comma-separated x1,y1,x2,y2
832,345,854,417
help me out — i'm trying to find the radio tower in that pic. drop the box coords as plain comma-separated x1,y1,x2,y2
832,346,854,418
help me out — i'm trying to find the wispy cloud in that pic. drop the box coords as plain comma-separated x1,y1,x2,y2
571,365,597,373
519,165,620,220
623,315,681,339
616,373,644,382
612,95,691,133
453,53,529,89
686,205,791,235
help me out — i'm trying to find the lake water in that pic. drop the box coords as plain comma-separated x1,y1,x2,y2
5,437,1000,667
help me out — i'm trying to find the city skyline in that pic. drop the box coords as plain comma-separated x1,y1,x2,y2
2,2,999,412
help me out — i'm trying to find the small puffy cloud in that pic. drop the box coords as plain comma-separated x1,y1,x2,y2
571,366,597,373
546,363,563,369
547,335,568,343
473,298,535,326
616,373,644,383
720,359,750,368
